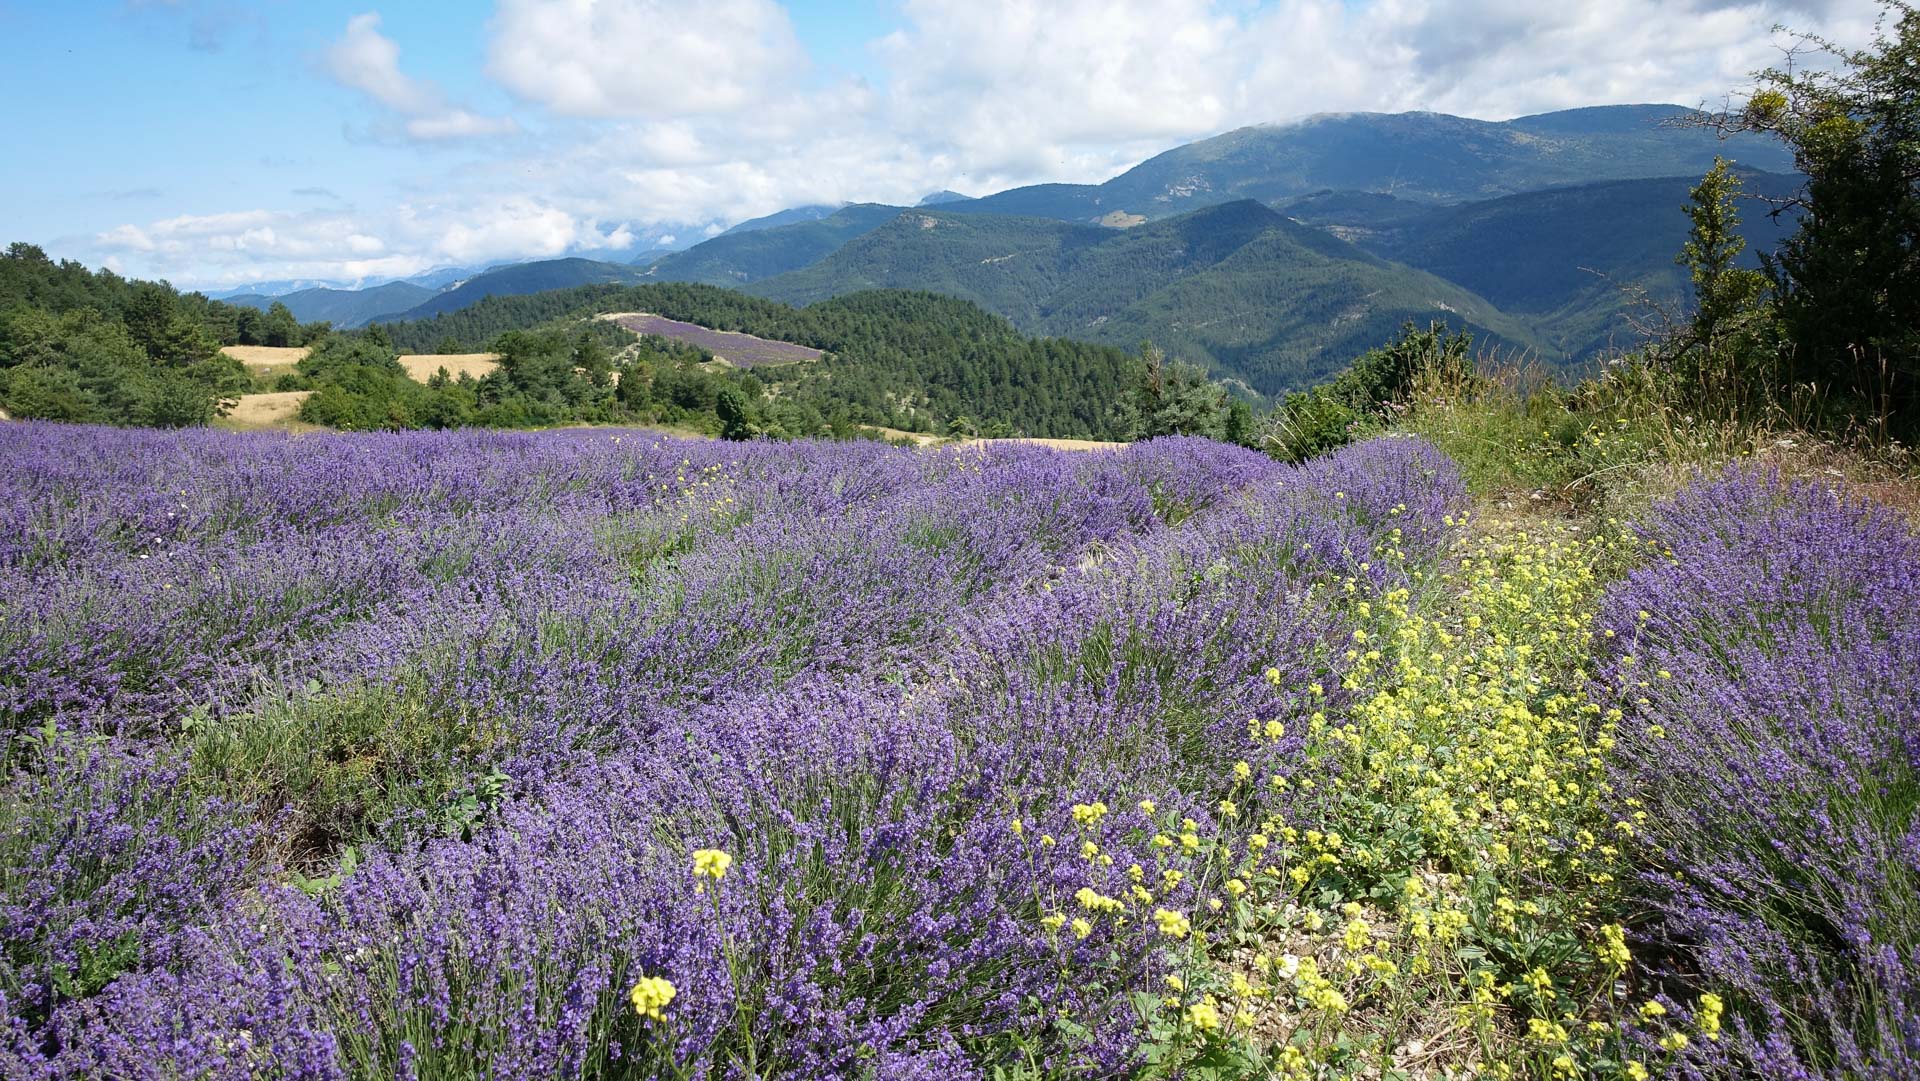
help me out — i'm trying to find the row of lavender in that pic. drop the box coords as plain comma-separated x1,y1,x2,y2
0,423,1460,1078
1600,470,1920,1079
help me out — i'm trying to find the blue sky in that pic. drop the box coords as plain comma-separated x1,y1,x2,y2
0,0,1881,290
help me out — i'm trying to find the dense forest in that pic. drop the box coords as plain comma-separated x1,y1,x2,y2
0,243,326,426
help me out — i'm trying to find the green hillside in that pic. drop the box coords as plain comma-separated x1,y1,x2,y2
644,204,906,286
749,210,1109,319
750,202,1548,396
0,243,326,426
1344,170,1803,356
396,258,651,321
1068,223,1549,391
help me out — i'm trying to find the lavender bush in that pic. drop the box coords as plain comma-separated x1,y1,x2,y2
1600,467,1920,1079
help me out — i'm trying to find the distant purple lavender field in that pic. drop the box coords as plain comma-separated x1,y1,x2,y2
612,313,824,367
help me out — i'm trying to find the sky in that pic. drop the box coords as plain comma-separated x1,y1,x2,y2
0,0,1888,291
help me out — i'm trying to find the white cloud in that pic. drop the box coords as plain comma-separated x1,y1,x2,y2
92,199,633,288
325,13,519,141
486,0,809,117
434,196,634,263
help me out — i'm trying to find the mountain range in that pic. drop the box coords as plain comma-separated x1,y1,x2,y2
219,104,1805,393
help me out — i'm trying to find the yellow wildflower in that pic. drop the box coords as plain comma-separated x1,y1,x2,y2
1153,908,1191,939
691,848,732,884
629,975,676,1021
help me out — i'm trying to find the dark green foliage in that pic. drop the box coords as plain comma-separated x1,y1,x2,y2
715,387,753,440
0,244,262,426
1263,321,1474,461
1114,342,1250,444
1732,2,1920,435
1653,159,1780,420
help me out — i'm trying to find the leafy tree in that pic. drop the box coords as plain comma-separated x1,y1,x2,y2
1263,321,1473,461
573,330,612,388
259,303,301,348
1713,0,1920,433
715,387,754,440
1117,342,1233,441
1658,158,1777,419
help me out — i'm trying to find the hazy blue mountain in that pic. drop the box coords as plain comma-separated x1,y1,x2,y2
204,278,346,299
750,201,1548,395
939,105,1797,225
643,204,907,287
719,204,843,236
394,258,651,321
939,182,1107,223
401,265,490,290
628,248,675,266
916,190,971,206
223,281,438,328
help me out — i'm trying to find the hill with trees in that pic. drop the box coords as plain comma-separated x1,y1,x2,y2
748,201,1548,394
1292,170,1805,357
0,243,325,426
370,281,1146,439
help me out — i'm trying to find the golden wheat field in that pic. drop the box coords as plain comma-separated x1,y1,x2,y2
396,353,501,382
216,390,315,431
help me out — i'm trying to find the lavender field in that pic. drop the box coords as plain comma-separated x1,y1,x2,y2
610,314,825,368
0,422,1914,1080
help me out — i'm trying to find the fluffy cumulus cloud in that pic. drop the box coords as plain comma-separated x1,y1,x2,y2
93,0,1888,286
326,13,519,140
486,0,810,116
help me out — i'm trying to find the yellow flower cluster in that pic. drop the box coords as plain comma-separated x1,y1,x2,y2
691,848,732,881
628,975,676,1022
1013,520,1731,1077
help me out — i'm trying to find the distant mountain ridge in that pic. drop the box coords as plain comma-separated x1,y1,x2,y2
719,204,844,237
936,104,1796,224
750,200,1550,394
224,281,437,329
393,258,653,321
644,204,906,287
